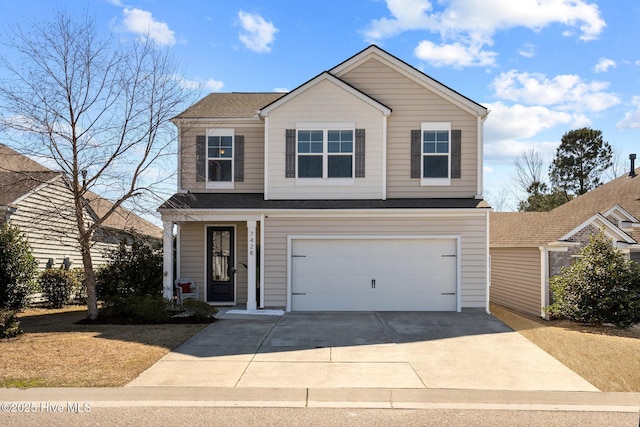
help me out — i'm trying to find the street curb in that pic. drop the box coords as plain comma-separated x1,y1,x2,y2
0,387,639,412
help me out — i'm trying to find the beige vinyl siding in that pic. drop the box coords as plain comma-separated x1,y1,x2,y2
266,79,385,200
10,177,111,269
262,213,488,308
178,222,249,303
337,58,478,198
179,121,265,193
490,247,542,316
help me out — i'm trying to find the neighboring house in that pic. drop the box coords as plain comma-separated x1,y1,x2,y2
0,144,162,269
159,45,490,312
490,163,640,318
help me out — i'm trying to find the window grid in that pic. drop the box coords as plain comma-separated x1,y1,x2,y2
297,129,354,179
207,135,233,182
422,129,449,179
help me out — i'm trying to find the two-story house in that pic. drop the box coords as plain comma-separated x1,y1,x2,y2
159,45,490,312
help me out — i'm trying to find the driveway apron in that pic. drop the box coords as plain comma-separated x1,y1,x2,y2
127,310,598,391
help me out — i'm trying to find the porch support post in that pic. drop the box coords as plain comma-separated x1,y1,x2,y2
162,220,174,300
247,220,257,310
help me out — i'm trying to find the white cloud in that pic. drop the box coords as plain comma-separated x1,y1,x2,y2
122,8,176,46
492,70,620,112
617,96,640,129
518,43,535,58
414,39,497,68
176,76,224,92
594,58,616,73
238,11,278,53
364,0,605,68
484,102,587,144
483,101,591,163
273,88,289,93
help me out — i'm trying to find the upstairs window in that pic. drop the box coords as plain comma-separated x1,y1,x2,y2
423,128,449,179
208,135,233,182
296,127,354,179
420,122,451,186
195,129,244,187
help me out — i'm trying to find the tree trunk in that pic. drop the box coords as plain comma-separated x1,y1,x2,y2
79,237,98,320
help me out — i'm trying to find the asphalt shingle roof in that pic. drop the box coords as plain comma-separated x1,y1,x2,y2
490,169,640,247
173,92,286,119
0,143,161,239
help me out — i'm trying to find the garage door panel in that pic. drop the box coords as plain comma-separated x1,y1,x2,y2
291,238,457,311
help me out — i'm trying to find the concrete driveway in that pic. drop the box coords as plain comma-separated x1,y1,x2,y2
127,310,598,391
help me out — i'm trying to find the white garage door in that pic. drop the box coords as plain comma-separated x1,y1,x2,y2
291,238,457,311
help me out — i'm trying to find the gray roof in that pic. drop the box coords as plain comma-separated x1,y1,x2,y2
0,143,162,238
491,169,640,247
160,192,490,211
174,92,286,119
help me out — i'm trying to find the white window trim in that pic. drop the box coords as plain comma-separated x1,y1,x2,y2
295,122,356,184
206,128,235,189
421,122,451,187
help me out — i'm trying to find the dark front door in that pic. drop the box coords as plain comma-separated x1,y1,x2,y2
206,227,235,302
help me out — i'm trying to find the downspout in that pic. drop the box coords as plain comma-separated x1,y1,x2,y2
382,115,388,200
260,213,266,308
263,116,270,200
486,209,491,314
476,114,487,199
539,247,549,319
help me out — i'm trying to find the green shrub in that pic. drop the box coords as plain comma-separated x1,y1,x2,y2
38,269,79,308
69,268,87,304
0,223,38,311
101,295,176,323
96,240,163,299
0,309,22,338
182,299,218,321
547,230,640,328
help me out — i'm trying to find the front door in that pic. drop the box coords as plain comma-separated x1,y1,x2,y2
206,227,235,302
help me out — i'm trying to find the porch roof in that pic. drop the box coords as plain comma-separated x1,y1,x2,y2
159,192,491,211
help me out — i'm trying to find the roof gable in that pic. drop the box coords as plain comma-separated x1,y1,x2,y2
602,204,639,224
259,71,391,117
559,212,636,244
331,45,488,118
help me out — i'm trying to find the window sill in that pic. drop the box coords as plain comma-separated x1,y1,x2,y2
421,178,451,186
206,182,235,190
296,178,356,186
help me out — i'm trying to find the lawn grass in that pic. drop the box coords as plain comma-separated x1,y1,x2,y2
491,303,640,392
0,306,208,387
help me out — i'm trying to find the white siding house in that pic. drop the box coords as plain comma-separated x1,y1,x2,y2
160,45,490,312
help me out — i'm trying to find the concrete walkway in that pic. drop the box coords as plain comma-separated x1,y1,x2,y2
127,310,598,392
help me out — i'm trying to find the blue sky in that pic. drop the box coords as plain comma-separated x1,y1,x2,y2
2,0,640,211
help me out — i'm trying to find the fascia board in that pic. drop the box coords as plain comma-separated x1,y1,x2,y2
159,207,489,222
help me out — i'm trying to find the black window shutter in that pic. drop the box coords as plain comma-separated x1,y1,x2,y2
451,129,461,179
234,135,244,182
285,129,296,178
355,129,365,178
410,129,421,179
196,135,206,182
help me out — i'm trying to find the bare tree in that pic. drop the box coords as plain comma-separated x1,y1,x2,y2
512,147,546,195
604,145,626,182
0,11,190,319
